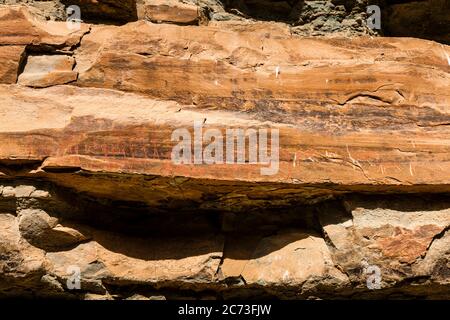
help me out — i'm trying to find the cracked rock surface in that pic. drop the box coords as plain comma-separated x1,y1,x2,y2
0,3,448,299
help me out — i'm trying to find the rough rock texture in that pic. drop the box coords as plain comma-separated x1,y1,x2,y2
0,45,25,84
60,0,138,24
0,4,449,299
2,1,449,41
0,0,66,20
18,55,77,87
137,0,207,25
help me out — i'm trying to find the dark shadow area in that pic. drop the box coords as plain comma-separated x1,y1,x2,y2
0,159,46,176
1,178,449,261
61,0,138,25
377,0,450,44
224,0,303,23
2,178,450,299
101,279,281,299
344,193,450,212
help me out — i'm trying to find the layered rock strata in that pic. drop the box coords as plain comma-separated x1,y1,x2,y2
0,4,449,299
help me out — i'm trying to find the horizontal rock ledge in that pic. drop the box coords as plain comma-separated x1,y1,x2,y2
0,84,448,190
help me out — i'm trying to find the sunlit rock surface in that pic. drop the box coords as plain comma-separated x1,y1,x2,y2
0,3,449,299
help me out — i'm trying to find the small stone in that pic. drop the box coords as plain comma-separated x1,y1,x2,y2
84,293,114,300
41,274,64,292
125,294,150,300
14,185,36,198
30,190,51,198
18,209,88,250
148,295,167,300
2,186,15,198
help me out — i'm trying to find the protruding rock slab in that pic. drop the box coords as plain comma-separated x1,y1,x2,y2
75,21,450,113
0,84,449,191
18,208,88,251
0,6,90,47
137,0,204,25
18,55,77,87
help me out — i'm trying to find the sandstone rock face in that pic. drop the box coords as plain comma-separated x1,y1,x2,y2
0,6,90,46
18,55,77,87
137,0,205,25
0,4,449,299
2,1,449,41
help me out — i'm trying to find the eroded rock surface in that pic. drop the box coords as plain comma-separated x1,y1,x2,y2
0,182,449,299
137,0,207,25
18,55,77,87
0,4,449,299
